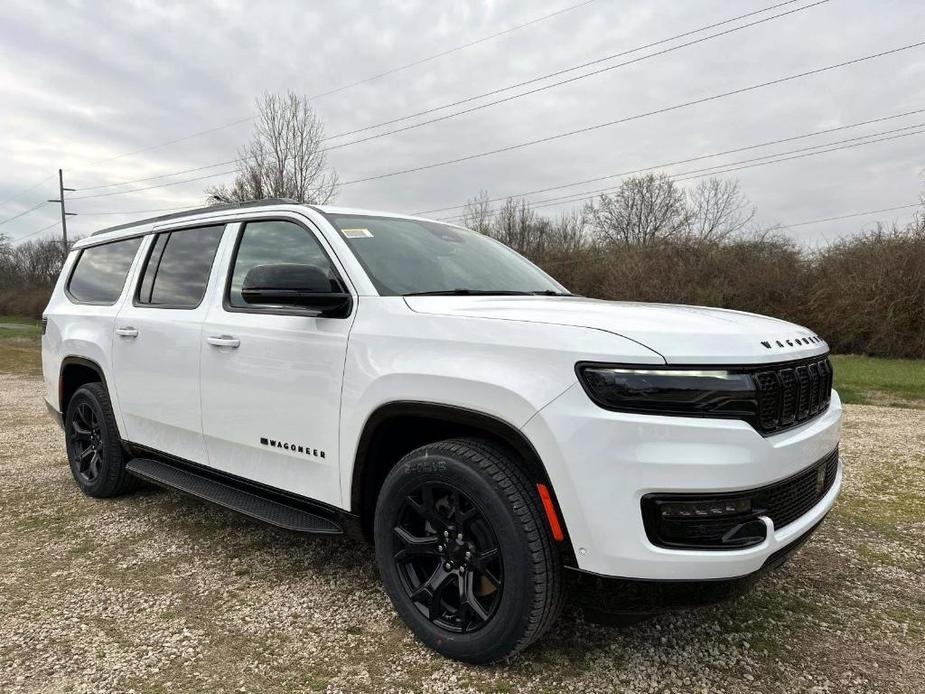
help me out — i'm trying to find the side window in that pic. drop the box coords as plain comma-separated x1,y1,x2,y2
136,225,225,309
67,236,143,304
227,220,339,309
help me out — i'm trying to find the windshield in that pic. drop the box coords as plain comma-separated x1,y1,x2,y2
324,214,568,296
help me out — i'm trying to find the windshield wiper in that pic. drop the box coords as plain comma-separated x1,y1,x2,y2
404,289,533,296
529,290,573,296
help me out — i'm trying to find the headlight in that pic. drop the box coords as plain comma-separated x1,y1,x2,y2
576,364,759,419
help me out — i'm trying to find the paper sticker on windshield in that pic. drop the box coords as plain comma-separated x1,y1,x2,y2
341,227,373,239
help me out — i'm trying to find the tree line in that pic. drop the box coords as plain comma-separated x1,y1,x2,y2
462,173,925,359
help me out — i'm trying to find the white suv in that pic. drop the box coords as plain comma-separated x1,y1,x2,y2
41,199,842,663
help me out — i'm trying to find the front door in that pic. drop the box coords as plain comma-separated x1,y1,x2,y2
199,218,355,506
111,224,227,464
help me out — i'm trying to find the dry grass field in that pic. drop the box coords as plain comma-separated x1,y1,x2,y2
1,325,923,693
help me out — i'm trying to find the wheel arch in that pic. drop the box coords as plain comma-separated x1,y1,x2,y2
59,356,111,414
350,401,574,556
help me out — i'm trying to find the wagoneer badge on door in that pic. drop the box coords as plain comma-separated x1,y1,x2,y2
259,437,326,459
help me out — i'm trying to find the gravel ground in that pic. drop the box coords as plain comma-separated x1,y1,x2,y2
1,372,923,694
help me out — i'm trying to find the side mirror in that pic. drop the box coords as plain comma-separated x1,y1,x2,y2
241,263,351,317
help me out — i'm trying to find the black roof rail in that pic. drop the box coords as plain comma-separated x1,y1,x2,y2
91,198,302,236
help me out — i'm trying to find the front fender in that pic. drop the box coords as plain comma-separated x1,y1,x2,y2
336,297,664,511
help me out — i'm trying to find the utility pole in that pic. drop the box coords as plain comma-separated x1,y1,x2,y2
48,169,76,252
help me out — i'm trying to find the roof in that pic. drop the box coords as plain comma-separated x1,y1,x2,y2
91,198,301,236
79,199,463,249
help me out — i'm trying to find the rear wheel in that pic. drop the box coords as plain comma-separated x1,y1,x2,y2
374,438,562,663
64,383,137,498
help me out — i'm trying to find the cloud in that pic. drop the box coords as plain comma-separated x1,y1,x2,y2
1,0,923,246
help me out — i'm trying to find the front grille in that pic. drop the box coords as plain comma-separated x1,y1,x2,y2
758,448,839,530
754,356,832,434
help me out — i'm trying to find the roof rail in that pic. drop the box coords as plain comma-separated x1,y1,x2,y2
91,198,301,236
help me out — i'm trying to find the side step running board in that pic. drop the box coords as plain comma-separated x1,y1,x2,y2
126,457,343,535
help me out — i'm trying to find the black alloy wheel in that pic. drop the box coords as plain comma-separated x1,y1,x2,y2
374,438,562,663
392,481,504,633
69,401,104,484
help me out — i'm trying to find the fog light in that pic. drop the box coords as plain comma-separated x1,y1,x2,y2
659,497,752,518
643,494,766,550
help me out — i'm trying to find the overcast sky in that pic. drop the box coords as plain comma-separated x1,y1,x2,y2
1,0,923,247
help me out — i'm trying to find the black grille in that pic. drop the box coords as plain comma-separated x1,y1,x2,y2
757,448,839,530
753,356,832,434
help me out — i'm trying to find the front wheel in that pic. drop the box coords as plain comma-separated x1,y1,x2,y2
374,438,562,663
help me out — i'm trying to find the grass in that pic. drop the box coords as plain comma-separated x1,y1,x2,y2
0,315,41,376
831,354,925,408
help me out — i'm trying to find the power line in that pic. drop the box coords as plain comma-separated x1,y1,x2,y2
74,205,200,216
416,108,925,216
70,41,923,203
308,0,602,101
443,125,925,219
0,201,49,226
340,40,925,186
69,168,238,201
443,127,924,221
86,117,254,167
71,128,924,231
528,129,924,216
76,0,825,194
0,173,57,211
671,130,923,182
776,203,921,230
75,0,600,169
322,0,821,141
321,0,832,152
11,220,61,245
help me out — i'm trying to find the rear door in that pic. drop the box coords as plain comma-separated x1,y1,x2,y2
199,217,356,505
111,224,227,463
47,236,144,418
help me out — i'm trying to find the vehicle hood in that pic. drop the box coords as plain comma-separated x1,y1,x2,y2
403,296,828,365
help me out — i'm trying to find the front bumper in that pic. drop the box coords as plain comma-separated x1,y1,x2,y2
568,515,827,619
522,383,842,580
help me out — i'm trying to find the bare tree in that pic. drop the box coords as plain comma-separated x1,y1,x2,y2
546,210,589,257
207,91,338,205
491,197,541,255
686,178,755,242
913,190,925,234
461,190,492,234
583,173,689,246
0,236,70,290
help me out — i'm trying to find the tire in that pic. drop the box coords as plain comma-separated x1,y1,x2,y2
374,438,562,663
64,382,138,498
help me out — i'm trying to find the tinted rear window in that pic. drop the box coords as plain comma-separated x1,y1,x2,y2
136,225,225,308
67,237,143,304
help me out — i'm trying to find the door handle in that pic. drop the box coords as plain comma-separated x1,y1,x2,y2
115,326,138,338
207,335,240,349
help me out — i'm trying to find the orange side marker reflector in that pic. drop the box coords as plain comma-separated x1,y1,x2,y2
536,483,565,542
